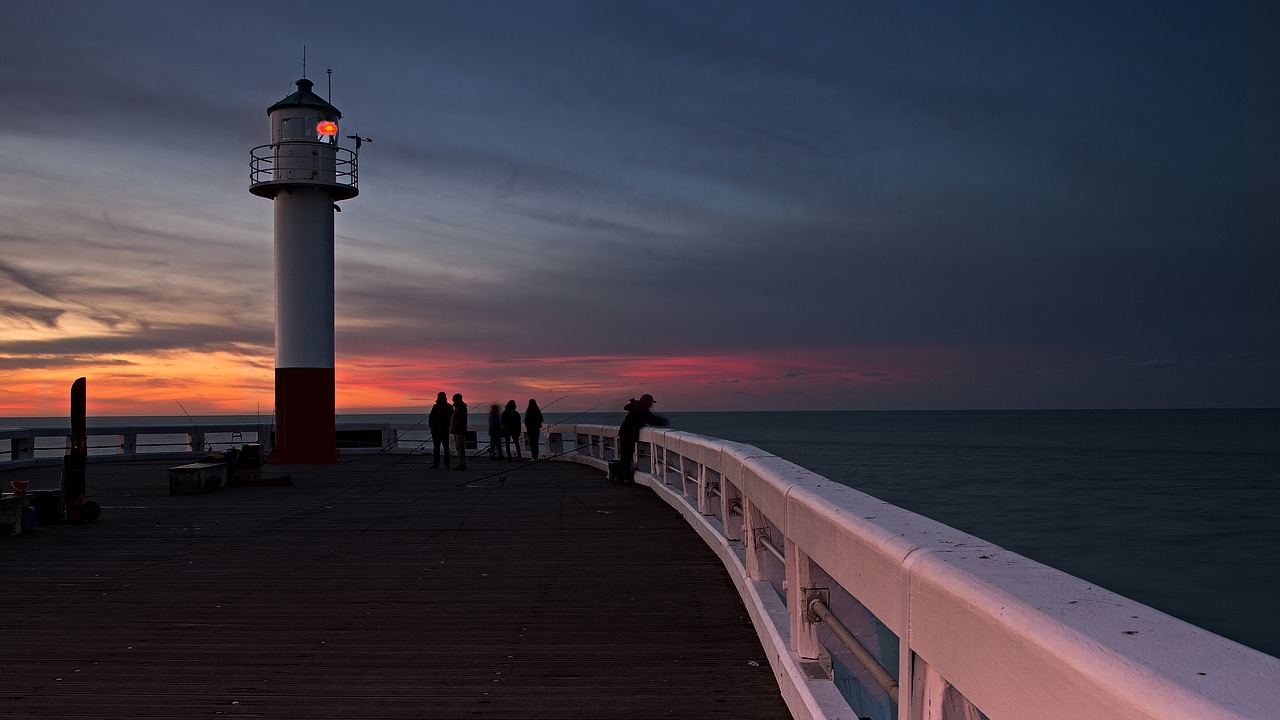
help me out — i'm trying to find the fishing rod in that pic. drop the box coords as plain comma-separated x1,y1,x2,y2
539,395,569,410
175,399,214,452
453,402,608,487
387,398,496,468
375,410,431,455
454,435,604,488
543,401,609,427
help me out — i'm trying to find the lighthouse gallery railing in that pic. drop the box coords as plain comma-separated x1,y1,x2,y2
249,143,358,191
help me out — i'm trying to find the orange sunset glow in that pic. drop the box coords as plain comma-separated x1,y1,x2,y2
1,342,955,418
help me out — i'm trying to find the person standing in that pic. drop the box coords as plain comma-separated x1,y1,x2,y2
451,393,469,470
487,404,504,459
617,393,667,483
427,392,453,469
501,400,522,461
524,398,544,460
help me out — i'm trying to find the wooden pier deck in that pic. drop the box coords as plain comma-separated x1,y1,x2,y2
0,454,789,718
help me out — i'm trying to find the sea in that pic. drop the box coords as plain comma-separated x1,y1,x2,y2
5,408,1277,658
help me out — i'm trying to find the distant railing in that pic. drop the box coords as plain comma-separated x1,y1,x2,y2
0,423,266,467
543,423,1280,720
0,421,501,468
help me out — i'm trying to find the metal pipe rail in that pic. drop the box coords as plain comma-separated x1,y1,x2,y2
756,532,785,565
809,597,900,703
758,524,900,703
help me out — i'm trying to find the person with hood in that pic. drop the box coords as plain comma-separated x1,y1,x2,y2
450,393,469,470
501,400,522,461
524,398,544,460
616,393,667,483
427,392,453,469
487,404,504,459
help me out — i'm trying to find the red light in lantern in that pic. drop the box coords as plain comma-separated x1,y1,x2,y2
316,120,338,136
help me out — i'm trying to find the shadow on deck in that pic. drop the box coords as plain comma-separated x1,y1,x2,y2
0,453,788,718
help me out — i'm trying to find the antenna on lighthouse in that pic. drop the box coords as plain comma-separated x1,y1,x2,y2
302,45,307,78
327,68,333,102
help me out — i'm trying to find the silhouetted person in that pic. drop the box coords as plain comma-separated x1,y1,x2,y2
501,400,522,461
617,393,667,483
428,392,452,469
488,404,504,459
451,393,469,470
525,398,544,460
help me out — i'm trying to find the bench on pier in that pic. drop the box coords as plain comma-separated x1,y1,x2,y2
168,462,226,495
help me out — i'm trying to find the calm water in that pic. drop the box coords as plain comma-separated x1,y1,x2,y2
6,409,1277,657
658,409,1280,659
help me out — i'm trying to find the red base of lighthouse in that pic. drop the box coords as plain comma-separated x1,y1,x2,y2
269,367,340,464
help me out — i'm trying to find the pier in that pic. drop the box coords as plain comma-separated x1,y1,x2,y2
5,421,1278,720
0,454,788,718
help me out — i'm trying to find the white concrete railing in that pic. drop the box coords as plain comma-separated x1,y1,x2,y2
0,423,269,467
544,423,1280,720
0,422,404,468
0,420,526,468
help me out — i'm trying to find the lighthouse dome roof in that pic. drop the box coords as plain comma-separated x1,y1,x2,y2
267,78,342,118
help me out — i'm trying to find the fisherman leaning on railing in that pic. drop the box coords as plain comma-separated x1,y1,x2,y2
614,393,668,483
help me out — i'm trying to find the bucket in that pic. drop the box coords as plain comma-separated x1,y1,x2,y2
29,489,61,524
10,480,28,496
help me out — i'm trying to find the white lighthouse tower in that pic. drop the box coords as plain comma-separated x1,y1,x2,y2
250,77,359,464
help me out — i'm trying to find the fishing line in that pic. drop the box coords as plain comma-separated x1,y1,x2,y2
453,402,609,487
454,437,604,488
386,399,496,469
375,411,430,455
175,399,214,452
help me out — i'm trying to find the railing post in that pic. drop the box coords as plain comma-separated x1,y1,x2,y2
722,478,743,542
119,432,137,458
381,425,396,450
745,502,768,580
11,434,34,461
787,544,822,659
907,656,982,720
697,464,712,515
187,430,206,454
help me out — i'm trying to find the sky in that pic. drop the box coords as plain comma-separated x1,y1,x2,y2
1,1,1276,416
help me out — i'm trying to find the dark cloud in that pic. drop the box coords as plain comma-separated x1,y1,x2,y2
0,0,1274,410
0,258,64,302
1142,359,1193,370
3,305,64,329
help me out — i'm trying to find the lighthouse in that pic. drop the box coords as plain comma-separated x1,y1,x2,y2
250,77,360,464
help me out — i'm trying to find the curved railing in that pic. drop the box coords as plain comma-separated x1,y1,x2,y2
543,423,1280,720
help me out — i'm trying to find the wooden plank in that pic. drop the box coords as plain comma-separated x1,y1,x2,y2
0,455,789,718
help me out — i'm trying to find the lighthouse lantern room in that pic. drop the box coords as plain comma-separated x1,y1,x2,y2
250,77,360,464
